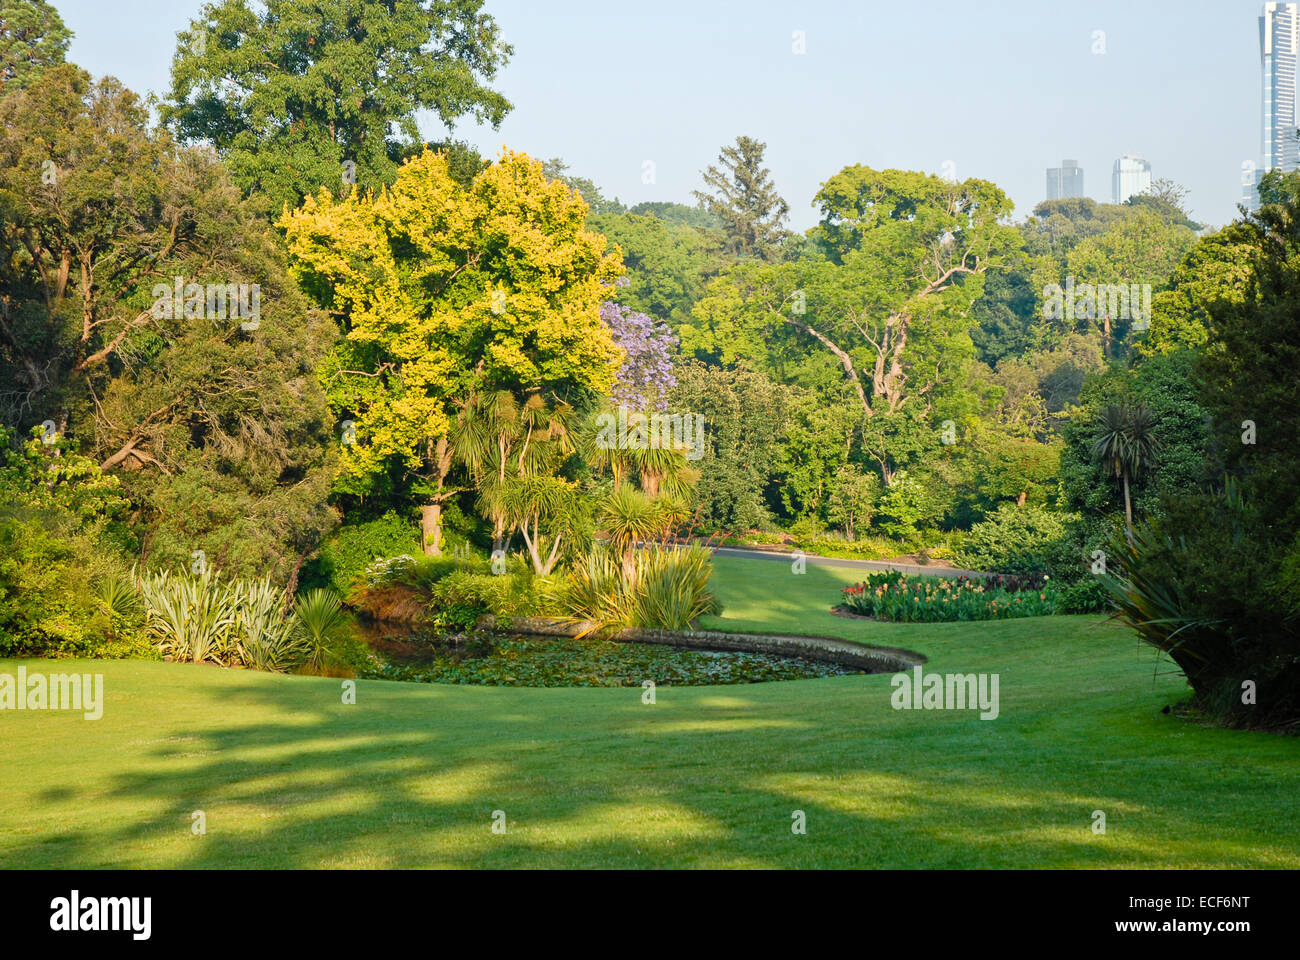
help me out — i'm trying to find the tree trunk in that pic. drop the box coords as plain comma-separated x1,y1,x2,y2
422,503,443,556
1122,471,1133,544
284,558,303,614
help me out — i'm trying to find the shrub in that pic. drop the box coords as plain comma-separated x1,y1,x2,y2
875,472,932,538
0,433,149,659
292,589,357,672
139,568,238,665
840,571,1058,623
234,578,309,672
1104,481,1299,728
953,503,1077,575
554,545,720,636
630,545,720,630
138,567,315,673
346,552,484,623
302,511,422,594
1058,578,1112,614
798,533,910,561
549,549,624,636
427,564,543,631
788,514,827,538
0,516,151,659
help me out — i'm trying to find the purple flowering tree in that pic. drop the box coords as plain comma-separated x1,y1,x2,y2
600,296,678,412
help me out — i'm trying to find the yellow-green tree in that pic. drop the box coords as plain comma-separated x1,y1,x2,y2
281,149,624,553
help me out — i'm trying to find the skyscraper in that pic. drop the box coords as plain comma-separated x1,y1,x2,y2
1250,3,1300,210
1112,154,1153,204
1262,2,1299,174
1046,160,1084,201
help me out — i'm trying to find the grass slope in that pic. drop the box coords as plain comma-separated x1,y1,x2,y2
2,555,1297,868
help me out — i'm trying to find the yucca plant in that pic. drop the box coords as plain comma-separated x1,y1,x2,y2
293,588,354,671
139,567,237,664
552,547,627,638
94,574,142,639
630,545,720,630
233,577,308,673
555,544,720,636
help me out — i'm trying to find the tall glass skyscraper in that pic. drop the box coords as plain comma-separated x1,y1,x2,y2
1112,154,1153,204
1253,2,1300,209
1046,160,1084,201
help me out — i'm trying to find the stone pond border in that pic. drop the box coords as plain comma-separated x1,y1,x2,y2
477,615,925,674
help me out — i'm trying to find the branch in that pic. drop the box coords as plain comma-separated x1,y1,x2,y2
72,309,154,375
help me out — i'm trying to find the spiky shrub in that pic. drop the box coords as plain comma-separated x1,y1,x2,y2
292,588,354,672
234,577,308,673
552,548,626,638
630,545,720,630
139,568,237,664
1103,479,1300,728
95,575,142,622
556,544,720,635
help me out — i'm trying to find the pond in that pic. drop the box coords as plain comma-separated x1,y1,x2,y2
354,621,861,687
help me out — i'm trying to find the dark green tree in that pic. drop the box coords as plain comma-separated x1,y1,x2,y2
0,63,339,585
0,0,70,92
692,136,790,261
588,211,707,328
162,0,512,212
1201,170,1300,537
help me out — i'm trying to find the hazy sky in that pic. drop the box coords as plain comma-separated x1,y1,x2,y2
57,0,1265,229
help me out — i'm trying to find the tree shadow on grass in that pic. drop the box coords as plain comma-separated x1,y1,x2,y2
8,665,1299,869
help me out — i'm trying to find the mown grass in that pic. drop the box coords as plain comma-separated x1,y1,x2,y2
1,555,1297,868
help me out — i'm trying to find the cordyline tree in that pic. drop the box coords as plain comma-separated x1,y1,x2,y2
280,149,625,555
162,0,513,213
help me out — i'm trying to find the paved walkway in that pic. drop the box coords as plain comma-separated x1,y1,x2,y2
711,545,987,578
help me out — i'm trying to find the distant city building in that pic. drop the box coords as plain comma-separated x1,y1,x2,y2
1112,155,1153,204
1046,160,1084,201
1243,165,1264,213
1262,2,1299,173
1248,3,1300,210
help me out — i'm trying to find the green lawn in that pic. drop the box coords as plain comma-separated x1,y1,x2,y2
2,555,1297,868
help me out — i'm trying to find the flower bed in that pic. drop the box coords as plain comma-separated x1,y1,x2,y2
839,570,1057,623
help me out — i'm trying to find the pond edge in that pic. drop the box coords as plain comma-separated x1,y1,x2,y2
477,615,925,674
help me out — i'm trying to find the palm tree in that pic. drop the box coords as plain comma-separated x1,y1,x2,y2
600,484,664,581
502,475,578,576
1091,402,1160,541
455,389,578,552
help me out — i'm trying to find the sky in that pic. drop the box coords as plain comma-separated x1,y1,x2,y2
55,0,1266,230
